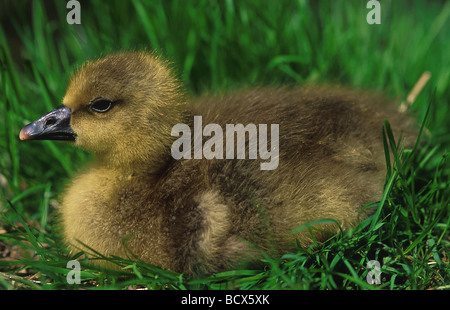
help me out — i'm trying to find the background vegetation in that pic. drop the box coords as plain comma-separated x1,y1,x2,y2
0,0,449,290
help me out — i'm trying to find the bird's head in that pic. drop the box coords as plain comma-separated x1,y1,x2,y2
20,51,186,172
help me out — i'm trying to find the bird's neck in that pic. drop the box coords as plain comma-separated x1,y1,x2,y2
94,150,172,178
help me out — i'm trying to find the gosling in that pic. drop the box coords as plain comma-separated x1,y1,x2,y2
20,51,416,275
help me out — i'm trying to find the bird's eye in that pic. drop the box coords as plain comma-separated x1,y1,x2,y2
90,98,113,113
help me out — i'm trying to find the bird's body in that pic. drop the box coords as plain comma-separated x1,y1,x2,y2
20,52,416,275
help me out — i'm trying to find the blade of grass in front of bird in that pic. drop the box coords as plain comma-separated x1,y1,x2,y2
369,169,397,233
38,182,52,243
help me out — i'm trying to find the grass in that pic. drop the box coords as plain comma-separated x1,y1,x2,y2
0,0,449,290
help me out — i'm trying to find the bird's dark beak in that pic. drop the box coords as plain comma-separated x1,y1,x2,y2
19,105,76,141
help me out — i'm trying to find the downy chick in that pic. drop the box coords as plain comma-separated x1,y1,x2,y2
19,51,416,275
